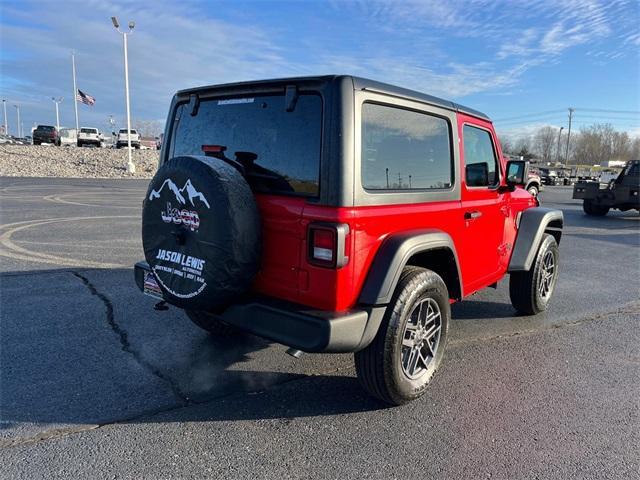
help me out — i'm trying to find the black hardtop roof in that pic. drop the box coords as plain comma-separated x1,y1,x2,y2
176,75,490,121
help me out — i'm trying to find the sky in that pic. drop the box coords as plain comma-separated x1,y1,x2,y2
1,0,639,140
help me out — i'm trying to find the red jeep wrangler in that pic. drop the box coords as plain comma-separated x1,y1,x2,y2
135,76,563,405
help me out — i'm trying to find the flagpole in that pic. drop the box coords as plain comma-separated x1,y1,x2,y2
72,52,79,133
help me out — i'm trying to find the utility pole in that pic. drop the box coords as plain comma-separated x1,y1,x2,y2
564,108,574,165
71,52,80,133
385,167,389,188
112,16,136,173
13,105,21,138
52,97,63,131
2,99,7,135
555,126,564,163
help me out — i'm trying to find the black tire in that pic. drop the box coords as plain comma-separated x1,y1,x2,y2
509,234,559,315
527,184,539,197
583,199,609,216
142,155,261,311
186,310,238,337
355,266,450,405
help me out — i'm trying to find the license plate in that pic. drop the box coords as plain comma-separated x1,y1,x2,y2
143,271,163,299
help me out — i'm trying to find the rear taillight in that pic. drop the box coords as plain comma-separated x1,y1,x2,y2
307,223,349,268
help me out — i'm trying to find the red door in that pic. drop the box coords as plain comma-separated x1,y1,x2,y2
458,115,507,294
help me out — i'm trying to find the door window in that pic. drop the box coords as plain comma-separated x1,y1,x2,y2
463,125,499,187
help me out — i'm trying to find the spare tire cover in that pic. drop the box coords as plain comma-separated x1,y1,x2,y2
142,155,261,310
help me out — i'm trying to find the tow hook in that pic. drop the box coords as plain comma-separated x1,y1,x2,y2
154,300,169,311
286,347,304,359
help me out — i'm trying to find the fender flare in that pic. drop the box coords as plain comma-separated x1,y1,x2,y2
358,229,462,306
508,207,563,272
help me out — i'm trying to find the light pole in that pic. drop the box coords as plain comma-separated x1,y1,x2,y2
13,105,21,138
555,126,564,163
2,99,7,135
112,16,136,173
52,97,63,131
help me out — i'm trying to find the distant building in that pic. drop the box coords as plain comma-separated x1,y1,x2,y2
605,160,627,168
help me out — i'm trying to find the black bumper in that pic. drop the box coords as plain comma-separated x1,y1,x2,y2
134,261,385,353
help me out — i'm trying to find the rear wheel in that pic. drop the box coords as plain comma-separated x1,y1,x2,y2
509,234,559,315
583,199,609,216
186,310,238,337
527,184,539,197
355,267,450,405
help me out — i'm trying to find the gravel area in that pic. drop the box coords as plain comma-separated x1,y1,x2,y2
0,144,158,178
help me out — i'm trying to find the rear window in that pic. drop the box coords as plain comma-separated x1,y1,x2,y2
169,93,322,196
81,128,97,134
36,126,55,131
119,129,137,134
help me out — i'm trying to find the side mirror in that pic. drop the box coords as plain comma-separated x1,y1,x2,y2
506,160,529,187
466,162,489,187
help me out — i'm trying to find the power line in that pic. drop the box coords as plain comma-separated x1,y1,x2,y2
493,110,566,122
493,108,640,124
573,108,640,114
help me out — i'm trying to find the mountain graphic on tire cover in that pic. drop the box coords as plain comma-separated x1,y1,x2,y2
142,155,261,311
148,178,210,208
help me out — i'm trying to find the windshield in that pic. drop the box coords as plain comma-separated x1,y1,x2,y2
169,93,322,196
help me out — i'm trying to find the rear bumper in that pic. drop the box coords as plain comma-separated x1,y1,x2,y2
134,261,385,353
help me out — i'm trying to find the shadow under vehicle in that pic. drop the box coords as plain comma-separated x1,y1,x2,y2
573,160,640,216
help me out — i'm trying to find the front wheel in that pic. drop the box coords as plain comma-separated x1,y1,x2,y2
527,184,539,197
355,266,450,405
509,234,559,315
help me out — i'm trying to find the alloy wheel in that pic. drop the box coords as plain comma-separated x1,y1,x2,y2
401,297,442,379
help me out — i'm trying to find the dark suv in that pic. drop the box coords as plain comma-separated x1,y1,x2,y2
135,76,563,405
32,125,59,146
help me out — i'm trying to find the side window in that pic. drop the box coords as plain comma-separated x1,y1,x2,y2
463,125,499,187
361,103,452,190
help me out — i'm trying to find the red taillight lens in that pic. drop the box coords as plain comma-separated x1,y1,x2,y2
307,223,350,268
311,228,335,263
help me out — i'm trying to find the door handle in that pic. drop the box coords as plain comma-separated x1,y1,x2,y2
464,210,482,220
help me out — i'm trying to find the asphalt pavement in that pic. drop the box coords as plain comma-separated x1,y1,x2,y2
1,178,639,479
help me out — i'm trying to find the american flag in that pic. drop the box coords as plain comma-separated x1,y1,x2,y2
76,89,96,106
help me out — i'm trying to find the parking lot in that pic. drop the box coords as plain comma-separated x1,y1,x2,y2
1,178,639,479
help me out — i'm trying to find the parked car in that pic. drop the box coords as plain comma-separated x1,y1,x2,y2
58,128,77,146
77,127,102,147
134,75,563,405
116,128,141,149
33,125,59,145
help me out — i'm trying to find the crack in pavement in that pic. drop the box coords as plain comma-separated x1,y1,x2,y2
70,271,191,406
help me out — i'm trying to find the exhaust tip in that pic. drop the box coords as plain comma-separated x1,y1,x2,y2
286,348,304,359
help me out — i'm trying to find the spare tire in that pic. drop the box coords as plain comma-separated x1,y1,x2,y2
142,155,261,311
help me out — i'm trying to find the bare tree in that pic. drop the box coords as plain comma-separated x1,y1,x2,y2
572,123,633,165
133,119,163,138
630,137,640,159
499,135,513,154
533,126,557,163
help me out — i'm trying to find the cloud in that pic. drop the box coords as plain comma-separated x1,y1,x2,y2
1,0,637,132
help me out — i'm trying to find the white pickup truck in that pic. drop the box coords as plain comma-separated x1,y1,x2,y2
77,127,102,147
116,128,141,149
